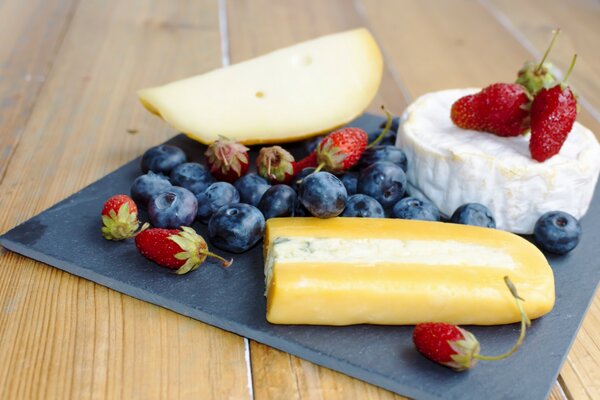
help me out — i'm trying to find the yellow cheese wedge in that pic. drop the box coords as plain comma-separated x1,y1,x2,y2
264,218,555,326
138,28,383,145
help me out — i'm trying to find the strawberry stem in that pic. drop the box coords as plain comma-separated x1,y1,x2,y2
535,28,560,74
219,146,230,167
563,53,577,83
366,106,392,149
204,250,233,267
474,276,531,361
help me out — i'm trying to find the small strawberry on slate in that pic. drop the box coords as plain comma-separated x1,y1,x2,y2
101,194,147,240
412,276,531,371
135,226,232,274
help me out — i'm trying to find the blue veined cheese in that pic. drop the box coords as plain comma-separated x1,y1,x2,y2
397,88,600,234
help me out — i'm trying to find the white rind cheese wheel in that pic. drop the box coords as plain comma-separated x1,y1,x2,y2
397,88,600,234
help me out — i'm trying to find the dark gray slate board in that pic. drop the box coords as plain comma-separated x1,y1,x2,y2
1,114,599,400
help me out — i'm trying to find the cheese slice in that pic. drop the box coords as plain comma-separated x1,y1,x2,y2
397,88,600,234
138,28,383,145
264,217,555,326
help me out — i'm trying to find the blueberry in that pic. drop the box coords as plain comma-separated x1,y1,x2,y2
141,145,186,174
450,203,496,228
534,211,581,254
170,162,215,195
293,200,311,217
148,186,198,228
299,172,347,218
291,167,316,193
304,135,325,154
366,129,396,146
392,197,440,221
339,172,359,195
195,182,240,223
379,116,400,132
234,173,271,207
357,161,407,209
208,204,265,253
257,184,297,219
342,194,384,218
358,145,407,172
130,171,172,207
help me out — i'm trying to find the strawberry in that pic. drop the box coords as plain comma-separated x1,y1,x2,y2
516,29,560,96
205,136,250,183
316,127,368,173
256,146,317,183
529,55,578,162
451,83,531,137
412,277,530,371
413,322,480,370
101,194,147,240
135,226,232,274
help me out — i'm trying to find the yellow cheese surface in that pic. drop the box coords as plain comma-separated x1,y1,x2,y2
264,218,555,326
138,28,383,145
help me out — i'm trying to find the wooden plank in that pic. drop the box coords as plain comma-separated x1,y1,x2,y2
0,1,250,399
359,1,600,399
483,0,600,124
360,0,600,135
226,0,407,398
0,0,78,181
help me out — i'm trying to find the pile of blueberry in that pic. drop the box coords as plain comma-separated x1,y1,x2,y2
131,117,582,256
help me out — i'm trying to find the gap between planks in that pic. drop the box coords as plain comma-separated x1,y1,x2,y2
218,1,254,399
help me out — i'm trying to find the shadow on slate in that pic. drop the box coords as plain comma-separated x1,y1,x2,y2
1,114,599,400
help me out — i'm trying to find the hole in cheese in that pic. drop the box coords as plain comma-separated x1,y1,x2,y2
255,91,265,98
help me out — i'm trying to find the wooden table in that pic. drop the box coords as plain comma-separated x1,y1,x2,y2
1,1,598,398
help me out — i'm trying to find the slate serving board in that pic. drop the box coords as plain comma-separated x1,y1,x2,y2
1,114,599,400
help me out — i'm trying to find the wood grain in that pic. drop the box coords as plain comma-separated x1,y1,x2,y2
0,0,78,182
0,1,250,399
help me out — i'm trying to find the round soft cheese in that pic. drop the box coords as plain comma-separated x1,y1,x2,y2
397,88,600,234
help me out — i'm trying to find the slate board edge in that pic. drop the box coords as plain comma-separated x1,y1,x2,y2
0,236,439,400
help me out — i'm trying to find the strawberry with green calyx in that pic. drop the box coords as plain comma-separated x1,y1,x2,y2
529,54,578,162
314,127,368,174
451,83,531,137
516,29,560,96
205,136,250,183
101,194,148,240
412,276,531,371
135,226,232,274
256,146,317,183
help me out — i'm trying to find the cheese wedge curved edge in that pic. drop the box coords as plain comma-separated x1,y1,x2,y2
264,217,555,326
138,28,383,145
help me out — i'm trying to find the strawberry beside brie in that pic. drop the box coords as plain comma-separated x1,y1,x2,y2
397,88,600,234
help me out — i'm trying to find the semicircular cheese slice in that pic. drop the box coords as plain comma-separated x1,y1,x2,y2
397,88,600,234
138,28,383,145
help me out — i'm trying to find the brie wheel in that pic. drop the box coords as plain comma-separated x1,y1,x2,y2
397,88,600,234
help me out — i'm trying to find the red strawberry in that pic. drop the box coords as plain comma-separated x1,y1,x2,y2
135,226,232,274
316,127,368,173
413,322,480,370
412,277,530,371
451,83,531,137
256,146,317,183
101,194,147,240
529,56,578,162
205,136,250,183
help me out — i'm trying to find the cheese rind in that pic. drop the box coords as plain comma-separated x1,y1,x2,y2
397,88,600,234
265,218,555,326
138,28,383,145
